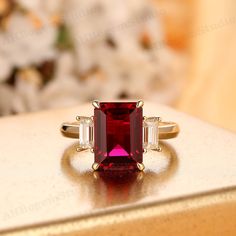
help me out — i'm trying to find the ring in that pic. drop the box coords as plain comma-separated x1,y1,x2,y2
60,100,180,171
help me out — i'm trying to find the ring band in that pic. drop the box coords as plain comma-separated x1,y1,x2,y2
61,121,179,140
60,100,180,171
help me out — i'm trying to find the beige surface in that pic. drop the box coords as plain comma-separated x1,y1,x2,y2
178,0,236,132
0,102,236,235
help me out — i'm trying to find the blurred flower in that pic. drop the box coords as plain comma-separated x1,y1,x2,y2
63,0,185,103
40,52,84,109
0,0,186,116
17,0,62,15
0,12,57,67
12,68,42,113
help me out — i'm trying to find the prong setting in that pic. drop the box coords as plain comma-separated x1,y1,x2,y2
92,162,100,171
136,100,144,108
92,100,100,109
157,146,162,152
137,162,145,171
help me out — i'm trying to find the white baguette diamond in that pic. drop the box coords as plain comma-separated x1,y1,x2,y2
76,116,160,150
77,116,94,148
143,117,160,150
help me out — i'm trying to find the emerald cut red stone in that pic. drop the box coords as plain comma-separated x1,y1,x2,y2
94,102,143,171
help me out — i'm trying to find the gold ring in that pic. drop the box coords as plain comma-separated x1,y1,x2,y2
60,100,180,171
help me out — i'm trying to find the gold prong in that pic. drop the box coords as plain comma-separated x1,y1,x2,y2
92,100,100,109
137,162,145,171
90,148,94,153
143,148,148,154
136,100,144,108
76,147,81,152
92,162,100,171
90,116,94,121
157,117,162,122
143,116,147,121
76,116,81,121
157,146,162,152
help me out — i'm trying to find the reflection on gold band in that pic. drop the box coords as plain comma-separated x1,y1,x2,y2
60,141,179,208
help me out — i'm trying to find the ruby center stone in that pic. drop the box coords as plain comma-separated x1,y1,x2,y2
94,102,143,171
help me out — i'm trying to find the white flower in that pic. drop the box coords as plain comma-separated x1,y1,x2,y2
40,75,83,109
16,0,41,12
0,0,186,115
0,12,57,68
40,52,84,109
17,0,63,14
63,0,184,104
12,69,42,113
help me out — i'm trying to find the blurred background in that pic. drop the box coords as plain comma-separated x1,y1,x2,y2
0,0,235,132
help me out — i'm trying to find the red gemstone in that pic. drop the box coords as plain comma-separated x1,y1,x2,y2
94,102,143,171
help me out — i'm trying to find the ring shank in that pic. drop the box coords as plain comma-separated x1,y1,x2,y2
61,121,179,140
158,122,179,139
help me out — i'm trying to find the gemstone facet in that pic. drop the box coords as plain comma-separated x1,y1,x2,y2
94,102,143,171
